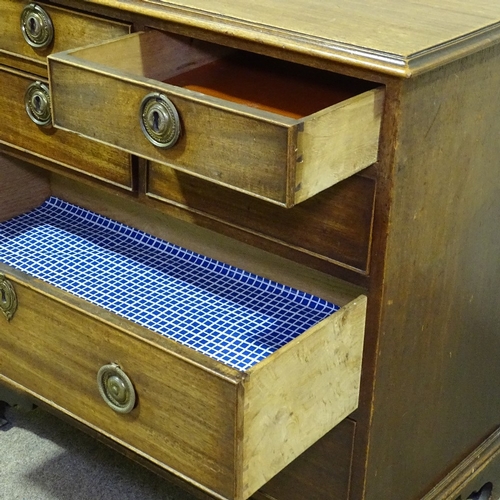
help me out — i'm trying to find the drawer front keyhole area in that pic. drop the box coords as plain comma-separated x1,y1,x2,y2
139,92,180,148
20,3,54,49
0,275,17,321
24,81,52,126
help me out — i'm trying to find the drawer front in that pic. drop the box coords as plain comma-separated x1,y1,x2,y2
147,163,375,273
0,275,239,499
48,30,384,207
0,66,133,189
0,0,130,76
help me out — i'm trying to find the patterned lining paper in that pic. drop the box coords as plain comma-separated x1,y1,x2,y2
0,197,339,371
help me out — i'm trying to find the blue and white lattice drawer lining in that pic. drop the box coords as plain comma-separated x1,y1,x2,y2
0,197,339,371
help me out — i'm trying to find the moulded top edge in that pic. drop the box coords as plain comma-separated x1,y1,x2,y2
76,0,500,78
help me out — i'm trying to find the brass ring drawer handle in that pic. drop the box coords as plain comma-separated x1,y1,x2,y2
20,3,54,50
97,364,136,414
0,274,18,322
25,81,52,127
139,92,181,148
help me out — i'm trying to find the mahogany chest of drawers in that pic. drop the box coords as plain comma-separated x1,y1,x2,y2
1,1,500,499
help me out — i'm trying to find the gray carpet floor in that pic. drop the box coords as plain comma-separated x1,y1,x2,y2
0,405,199,500
3,405,497,500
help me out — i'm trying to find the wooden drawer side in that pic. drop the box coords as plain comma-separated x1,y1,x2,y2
241,296,367,498
295,88,384,204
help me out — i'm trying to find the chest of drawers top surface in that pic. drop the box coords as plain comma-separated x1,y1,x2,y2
71,0,500,75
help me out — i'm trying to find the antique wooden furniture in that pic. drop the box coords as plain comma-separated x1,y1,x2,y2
1,1,500,499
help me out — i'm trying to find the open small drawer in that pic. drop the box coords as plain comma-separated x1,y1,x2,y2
47,29,384,207
0,196,366,499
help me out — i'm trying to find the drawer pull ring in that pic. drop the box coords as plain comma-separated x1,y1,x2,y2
97,364,136,414
20,3,54,49
25,81,52,127
0,274,18,322
139,93,181,148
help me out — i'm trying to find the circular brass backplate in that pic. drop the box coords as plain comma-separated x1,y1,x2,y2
25,81,51,126
0,274,18,322
20,3,54,49
139,92,181,148
97,363,136,414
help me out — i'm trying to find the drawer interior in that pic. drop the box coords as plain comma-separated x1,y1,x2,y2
165,52,377,119
0,195,339,371
67,29,378,120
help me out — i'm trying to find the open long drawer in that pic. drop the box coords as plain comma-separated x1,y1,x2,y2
47,29,384,207
0,195,366,500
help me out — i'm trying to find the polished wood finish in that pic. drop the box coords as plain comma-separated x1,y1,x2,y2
0,66,133,189
258,418,356,500
142,0,500,59
0,0,130,76
363,42,500,500
48,29,383,206
147,164,375,273
49,0,500,76
0,154,50,221
1,1,500,499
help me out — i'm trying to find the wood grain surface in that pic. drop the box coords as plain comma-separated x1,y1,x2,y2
0,154,50,221
242,297,366,498
147,164,375,273
52,0,500,75
139,0,500,57
0,66,133,189
0,0,130,76
364,41,500,500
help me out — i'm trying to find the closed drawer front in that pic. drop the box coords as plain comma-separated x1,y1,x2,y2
258,418,356,500
0,66,133,189
148,163,376,273
48,29,384,207
0,0,130,76
0,197,366,500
